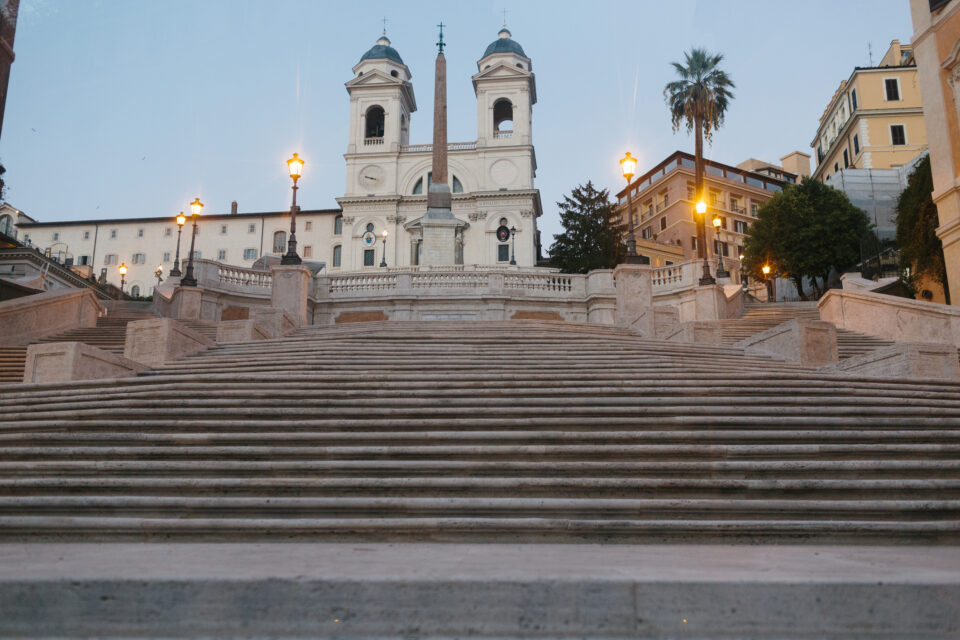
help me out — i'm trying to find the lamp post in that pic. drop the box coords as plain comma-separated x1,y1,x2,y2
712,214,729,279
380,228,388,267
281,152,304,265
170,212,186,277
619,152,642,263
154,264,163,288
118,262,128,294
509,226,517,265
762,264,773,303
180,198,203,287
696,200,715,285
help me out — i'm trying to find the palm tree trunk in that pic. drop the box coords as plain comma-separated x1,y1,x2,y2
694,114,714,285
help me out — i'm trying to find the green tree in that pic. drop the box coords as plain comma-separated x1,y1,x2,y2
895,155,950,304
664,48,735,275
548,181,623,274
743,178,870,299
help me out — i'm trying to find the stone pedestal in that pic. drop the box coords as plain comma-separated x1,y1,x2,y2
251,307,297,337
124,318,213,367
420,216,460,266
829,342,960,380
22,342,147,384
664,321,724,345
613,264,653,336
734,318,838,366
172,287,204,321
270,265,312,326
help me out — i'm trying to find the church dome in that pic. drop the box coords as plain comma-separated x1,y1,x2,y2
360,36,404,64
482,28,526,58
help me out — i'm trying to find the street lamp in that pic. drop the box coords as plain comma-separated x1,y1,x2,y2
712,215,729,279
281,152,304,265
380,228,388,267
154,264,163,288
762,263,773,303
180,197,203,287
695,200,715,285
118,262,128,294
170,211,186,277
509,226,517,265
619,152,643,263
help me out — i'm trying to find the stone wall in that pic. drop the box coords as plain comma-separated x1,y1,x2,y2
819,289,960,346
0,288,103,346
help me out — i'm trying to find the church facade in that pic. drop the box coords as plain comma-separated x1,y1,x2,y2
338,28,542,270
10,28,544,293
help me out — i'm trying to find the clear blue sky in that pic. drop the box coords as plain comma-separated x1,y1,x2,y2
2,0,912,252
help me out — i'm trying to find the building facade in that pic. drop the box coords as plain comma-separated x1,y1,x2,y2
811,40,928,182
911,0,960,304
614,151,793,277
8,28,543,292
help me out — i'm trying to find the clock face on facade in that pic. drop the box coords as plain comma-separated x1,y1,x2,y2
496,225,511,242
359,165,385,190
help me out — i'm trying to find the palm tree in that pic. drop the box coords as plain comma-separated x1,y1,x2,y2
664,48,735,285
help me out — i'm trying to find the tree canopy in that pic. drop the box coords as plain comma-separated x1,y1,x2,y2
895,155,950,304
663,48,735,144
548,181,623,274
742,178,870,299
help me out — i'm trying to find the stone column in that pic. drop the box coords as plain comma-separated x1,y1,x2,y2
270,264,312,326
613,264,654,336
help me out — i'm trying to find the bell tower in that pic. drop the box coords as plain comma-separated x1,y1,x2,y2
345,35,417,156
473,28,536,148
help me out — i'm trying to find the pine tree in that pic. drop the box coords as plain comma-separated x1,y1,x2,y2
548,181,624,274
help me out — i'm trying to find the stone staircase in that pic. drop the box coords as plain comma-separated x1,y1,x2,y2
0,347,26,384
721,301,895,358
0,319,958,542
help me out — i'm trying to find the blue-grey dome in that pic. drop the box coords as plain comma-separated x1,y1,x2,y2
360,36,404,64
483,28,526,58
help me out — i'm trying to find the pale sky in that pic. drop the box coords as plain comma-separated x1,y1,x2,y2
2,0,913,253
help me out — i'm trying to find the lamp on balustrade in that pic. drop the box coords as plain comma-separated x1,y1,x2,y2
380,228,388,267
154,264,163,288
695,200,715,285
181,198,204,287
619,152,642,263
281,153,304,265
509,226,517,266
712,215,729,278
170,211,186,277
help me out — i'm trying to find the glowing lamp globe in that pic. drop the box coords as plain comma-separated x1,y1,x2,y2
176,212,186,226
190,198,204,217
712,216,722,229
287,153,304,180
762,265,771,275
382,229,388,238
695,201,707,215
118,263,128,276
619,152,637,181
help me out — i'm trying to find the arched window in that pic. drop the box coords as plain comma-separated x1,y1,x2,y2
390,70,398,78
273,230,287,254
493,99,513,137
412,177,423,194
334,215,343,235
130,285,141,298
366,222,375,233
0,214,12,236
452,176,463,193
365,105,385,139
332,245,342,268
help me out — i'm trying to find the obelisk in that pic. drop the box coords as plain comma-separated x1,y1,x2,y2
420,22,459,265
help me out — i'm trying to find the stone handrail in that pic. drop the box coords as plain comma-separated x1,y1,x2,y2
0,288,104,346
217,264,272,290
187,259,272,298
329,273,398,294
651,260,702,293
399,141,478,153
504,273,574,293
820,288,960,346
411,271,487,289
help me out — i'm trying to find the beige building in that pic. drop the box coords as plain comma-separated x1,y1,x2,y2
615,151,797,277
811,40,928,182
911,0,960,304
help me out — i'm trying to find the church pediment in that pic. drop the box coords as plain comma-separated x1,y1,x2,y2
346,69,408,88
472,62,531,82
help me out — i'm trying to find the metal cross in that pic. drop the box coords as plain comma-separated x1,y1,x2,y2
501,8,508,27
436,22,445,53
381,16,388,35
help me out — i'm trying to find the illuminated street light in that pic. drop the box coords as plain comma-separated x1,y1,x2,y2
117,262,128,293
619,152,644,263
170,211,186,277
281,153,304,265
380,228,388,267
181,198,204,287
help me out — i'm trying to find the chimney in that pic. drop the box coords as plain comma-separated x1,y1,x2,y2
230,200,238,215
